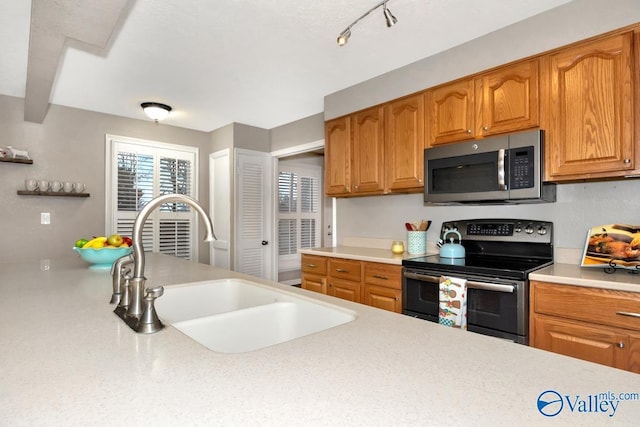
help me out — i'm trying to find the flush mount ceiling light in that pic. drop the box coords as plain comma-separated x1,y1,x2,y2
141,102,172,122
336,0,398,46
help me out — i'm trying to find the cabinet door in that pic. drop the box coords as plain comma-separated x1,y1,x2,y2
363,284,402,313
351,106,385,194
533,315,628,370
628,332,640,374
302,273,326,294
384,93,425,192
480,59,539,136
328,278,361,303
426,79,476,146
324,116,351,196
547,32,634,180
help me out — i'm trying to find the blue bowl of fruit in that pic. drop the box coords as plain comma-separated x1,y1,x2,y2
73,234,133,270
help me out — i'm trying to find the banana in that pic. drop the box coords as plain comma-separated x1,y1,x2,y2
631,234,640,249
82,236,107,249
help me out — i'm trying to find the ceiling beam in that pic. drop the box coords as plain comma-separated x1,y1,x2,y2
24,0,133,123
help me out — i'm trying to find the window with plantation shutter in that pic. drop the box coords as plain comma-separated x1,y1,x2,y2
277,164,321,271
106,135,199,260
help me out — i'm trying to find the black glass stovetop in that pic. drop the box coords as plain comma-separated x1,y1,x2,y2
402,253,553,281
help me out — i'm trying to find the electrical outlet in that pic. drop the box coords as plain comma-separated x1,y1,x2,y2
41,212,50,225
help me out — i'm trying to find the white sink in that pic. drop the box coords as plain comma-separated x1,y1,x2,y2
156,279,356,353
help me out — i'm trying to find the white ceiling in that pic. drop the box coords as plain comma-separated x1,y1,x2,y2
0,0,572,132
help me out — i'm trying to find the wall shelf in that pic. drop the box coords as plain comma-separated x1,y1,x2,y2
17,190,90,197
1,157,33,165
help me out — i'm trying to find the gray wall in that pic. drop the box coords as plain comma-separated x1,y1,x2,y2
325,0,640,257
270,113,325,152
0,94,212,263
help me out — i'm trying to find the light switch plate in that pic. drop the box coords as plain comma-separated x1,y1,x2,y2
41,212,50,225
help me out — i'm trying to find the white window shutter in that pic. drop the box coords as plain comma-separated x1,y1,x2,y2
107,136,198,260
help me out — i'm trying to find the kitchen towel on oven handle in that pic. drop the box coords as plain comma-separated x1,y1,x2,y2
438,276,467,329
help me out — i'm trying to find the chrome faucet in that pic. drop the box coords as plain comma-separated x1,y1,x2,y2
111,193,217,333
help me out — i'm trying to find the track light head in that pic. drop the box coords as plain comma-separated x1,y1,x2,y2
383,4,397,27
337,29,351,46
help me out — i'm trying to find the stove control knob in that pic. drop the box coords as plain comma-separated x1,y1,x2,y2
525,224,534,234
537,226,548,235
514,223,522,233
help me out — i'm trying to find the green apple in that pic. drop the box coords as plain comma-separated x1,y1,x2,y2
107,234,123,247
75,238,89,248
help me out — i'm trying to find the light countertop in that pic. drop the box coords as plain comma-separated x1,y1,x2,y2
530,263,640,293
1,254,639,426
300,246,422,265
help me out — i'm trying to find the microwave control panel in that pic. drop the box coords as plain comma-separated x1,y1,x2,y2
508,146,534,189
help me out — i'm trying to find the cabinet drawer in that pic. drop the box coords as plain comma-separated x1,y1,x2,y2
363,262,402,289
301,254,327,275
328,258,362,281
532,281,640,331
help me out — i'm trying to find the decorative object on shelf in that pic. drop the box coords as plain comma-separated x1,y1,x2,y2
24,179,37,191
50,181,63,192
38,180,50,192
0,147,7,157
337,0,398,46
6,146,30,160
63,181,73,192
74,182,85,192
141,102,172,122
581,224,640,271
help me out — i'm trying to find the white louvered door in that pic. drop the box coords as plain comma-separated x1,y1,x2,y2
235,149,273,280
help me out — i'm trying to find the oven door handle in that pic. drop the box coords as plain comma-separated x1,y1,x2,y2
404,272,515,293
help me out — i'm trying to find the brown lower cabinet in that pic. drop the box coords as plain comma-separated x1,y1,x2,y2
530,280,640,374
301,254,402,313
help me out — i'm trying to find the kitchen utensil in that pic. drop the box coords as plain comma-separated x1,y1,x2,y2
63,182,73,192
38,180,50,192
51,181,63,192
439,230,465,259
407,231,426,254
405,222,414,231
25,179,37,191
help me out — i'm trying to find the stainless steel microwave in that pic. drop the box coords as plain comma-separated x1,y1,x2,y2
424,129,556,204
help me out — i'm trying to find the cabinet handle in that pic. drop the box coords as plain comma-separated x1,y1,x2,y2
335,268,349,273
617,342,625,349
372,274,389,280
306,264,317,268
615,311,640,318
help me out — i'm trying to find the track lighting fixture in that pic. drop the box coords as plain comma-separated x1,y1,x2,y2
336,0,398,46
141,102,172,122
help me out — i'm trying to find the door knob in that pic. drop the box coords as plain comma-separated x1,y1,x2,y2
261,240,269,246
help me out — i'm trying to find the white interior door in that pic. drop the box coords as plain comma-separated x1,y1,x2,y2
235,149,274,280
209,149,231,269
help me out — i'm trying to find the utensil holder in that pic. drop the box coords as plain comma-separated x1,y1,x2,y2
407,231,426,255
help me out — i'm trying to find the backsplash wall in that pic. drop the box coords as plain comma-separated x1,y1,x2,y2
335,179,640,263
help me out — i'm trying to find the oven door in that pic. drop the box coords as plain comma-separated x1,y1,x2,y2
403,270,528,344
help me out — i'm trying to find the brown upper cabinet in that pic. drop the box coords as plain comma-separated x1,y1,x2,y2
324,116,351,196
384,93,425,191
545,32,636,181
351,106,385,195
425,59,540,146
325,99,424,197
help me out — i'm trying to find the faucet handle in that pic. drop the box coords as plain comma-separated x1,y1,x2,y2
137,286,165,334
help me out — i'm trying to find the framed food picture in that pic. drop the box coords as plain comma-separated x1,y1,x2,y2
581,224,640,269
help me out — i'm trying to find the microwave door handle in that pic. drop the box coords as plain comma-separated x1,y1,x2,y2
497,148,507,190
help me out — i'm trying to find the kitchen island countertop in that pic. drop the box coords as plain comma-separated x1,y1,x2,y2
1,254,639,426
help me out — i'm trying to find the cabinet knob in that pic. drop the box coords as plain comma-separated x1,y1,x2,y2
483,126,489,131
624,159,631,164
617,342,625,348
418,179,422,183
354,185,358,190
466,129,472,134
